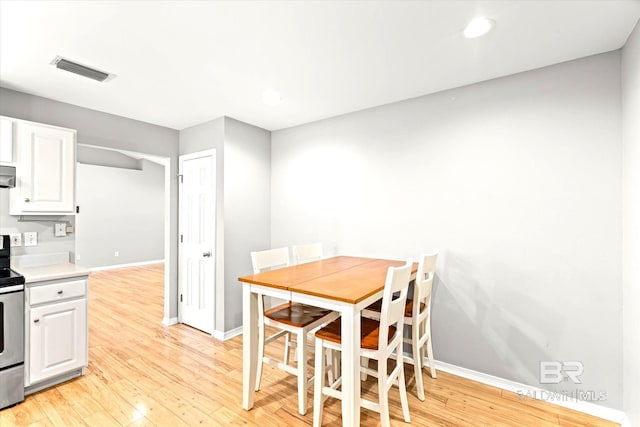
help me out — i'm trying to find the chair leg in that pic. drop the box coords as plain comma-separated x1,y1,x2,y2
426,336,437,379
397,353,411,423
333,350,341,379
360,356,369,381
378,358,390,427
255,322,265,391
326,348,335,384
284,332,291,365
412,323,425,401
313,339,325,427
297,330,308,415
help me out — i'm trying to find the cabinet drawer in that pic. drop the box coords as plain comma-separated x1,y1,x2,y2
29,279,86,305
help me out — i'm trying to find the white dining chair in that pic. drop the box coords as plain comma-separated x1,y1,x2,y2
362,250,439,401
251,247,339,415
312,260,413,427
292,242,323,264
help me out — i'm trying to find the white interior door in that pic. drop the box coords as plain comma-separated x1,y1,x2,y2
179,150,215,334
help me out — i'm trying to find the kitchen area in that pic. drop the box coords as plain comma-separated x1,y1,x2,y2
0,116,90,410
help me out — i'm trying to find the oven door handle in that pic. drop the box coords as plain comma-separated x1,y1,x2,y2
0,285,25,294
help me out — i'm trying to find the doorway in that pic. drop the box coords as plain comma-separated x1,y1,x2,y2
75,144,173,325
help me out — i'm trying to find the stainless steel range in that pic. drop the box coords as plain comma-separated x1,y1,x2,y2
0,234,25,410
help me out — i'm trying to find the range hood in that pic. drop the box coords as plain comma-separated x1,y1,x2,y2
0,165,16,188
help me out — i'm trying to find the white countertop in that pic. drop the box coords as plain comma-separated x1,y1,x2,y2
12,252,91,283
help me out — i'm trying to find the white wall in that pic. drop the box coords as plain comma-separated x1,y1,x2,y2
76,160,165,268
272,52,622,408
622,18,640,427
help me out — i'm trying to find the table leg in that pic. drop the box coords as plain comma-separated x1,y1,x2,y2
242,285,258,410
340,304,361,426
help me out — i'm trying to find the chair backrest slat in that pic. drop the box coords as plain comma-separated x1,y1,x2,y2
292,243,323,264
378,259,413,349
413,250,438,321
251,247,290,274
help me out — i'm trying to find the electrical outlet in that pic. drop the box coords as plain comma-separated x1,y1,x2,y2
24,231,38,247
9,233,21,247
54,223,67,237
114,251,119,257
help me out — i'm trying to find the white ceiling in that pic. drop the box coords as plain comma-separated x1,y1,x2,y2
1,1,639,131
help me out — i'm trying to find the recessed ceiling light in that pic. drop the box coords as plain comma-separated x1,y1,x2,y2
463,17,494,39
262,89,282,106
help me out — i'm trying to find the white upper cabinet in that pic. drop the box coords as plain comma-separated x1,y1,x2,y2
10,120,76,215
0,116,14,163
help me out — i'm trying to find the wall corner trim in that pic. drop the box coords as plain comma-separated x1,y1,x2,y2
161,317,178,326
214,326,242,341
89,259,165,272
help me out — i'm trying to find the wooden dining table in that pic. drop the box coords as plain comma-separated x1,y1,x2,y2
238,255,417,426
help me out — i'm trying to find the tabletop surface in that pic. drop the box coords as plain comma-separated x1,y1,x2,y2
238,256,416,304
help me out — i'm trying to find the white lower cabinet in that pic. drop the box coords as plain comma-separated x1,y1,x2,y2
25,276,88,391
29,298,87,384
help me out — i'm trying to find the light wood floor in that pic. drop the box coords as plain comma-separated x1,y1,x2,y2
0,264,620,426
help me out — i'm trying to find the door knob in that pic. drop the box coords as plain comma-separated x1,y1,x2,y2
203,251,212,257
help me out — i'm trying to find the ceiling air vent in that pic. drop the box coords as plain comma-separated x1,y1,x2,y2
50,56,116,82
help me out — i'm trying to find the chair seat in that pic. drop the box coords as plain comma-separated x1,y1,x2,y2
365,298,425,318
264,302,332,327
315,317,397,350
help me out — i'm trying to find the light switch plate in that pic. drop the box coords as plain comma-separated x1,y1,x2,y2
54,223,67,237
24,231,38,246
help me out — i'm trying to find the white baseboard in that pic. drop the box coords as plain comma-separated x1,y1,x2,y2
213,326,242,341
434,361,627,425
162,317,178,326
90,259,165,272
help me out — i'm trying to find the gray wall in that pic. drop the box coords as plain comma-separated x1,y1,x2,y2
0,87,180,323
622,19,640,427
178,116,270,334
78,145,142,170
272,52,622,408
0,202,75,259
179,116,226,333
223,117,271,330
76,159,165,268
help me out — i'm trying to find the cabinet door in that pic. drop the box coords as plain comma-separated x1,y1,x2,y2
0,116,13,163
29,299,87,384
11,122,76,214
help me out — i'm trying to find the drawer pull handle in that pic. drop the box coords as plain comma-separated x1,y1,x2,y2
34,319,40,323
57,290,63,295
24,197,30,202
